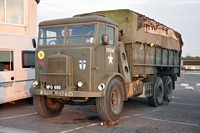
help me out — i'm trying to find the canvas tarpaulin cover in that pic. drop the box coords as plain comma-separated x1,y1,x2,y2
75,9,183,51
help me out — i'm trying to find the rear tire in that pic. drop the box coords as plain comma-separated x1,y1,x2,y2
96,77,124,121
148,77,164,107
33,95,64,118
162,76,173,102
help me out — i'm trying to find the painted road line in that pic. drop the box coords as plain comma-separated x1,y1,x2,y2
61,126,85,133
61,114,141,133
86,123,99,127
131,114,141,117
153,109,160,112
171,102,200,107
0,112,37,120
172,95,175,98
185,86,194,90
172,96,179,98
120,116,131,119
181,83,189,86
141,116,200,127
196,83,200,86
0,126,38,133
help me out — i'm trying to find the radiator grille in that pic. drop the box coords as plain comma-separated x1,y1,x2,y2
46,58,67,90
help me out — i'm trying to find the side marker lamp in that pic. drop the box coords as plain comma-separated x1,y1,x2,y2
98,83,105,91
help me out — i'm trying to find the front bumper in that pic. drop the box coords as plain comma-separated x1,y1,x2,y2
30,88,102,98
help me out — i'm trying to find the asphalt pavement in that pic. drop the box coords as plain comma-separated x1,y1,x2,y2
0,74,200,133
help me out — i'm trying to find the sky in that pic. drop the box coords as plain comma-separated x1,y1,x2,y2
37,0,200,57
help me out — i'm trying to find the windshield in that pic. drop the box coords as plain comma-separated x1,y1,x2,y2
39,27,64,45
66,24,95,44
39,24,95,46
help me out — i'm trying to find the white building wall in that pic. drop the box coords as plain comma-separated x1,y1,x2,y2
0,0,37,36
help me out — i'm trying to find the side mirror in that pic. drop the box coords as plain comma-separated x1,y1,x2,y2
102,34,109,45
119,29,124,36
32,39,36,48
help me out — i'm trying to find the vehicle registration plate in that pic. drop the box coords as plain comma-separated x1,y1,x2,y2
46,84,62,90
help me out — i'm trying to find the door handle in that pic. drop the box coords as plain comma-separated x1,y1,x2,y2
11,77,14,80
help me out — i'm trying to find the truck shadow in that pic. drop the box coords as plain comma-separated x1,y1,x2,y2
53,98,151,125
0,97,33,110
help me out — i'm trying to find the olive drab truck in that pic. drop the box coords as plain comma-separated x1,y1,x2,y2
30,9,183,123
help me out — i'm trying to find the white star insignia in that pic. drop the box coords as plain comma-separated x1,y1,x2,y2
108,53,113,64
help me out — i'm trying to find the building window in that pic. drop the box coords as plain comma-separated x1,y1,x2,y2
0,51,13,71
0,0,5,22
0,0,24,25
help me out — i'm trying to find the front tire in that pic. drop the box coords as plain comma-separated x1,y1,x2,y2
96,77,124,121
148,77,164,107
33,95,64,118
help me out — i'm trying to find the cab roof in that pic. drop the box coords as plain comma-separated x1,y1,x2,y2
39,16,119,27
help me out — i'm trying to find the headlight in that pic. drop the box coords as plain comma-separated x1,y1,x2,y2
32,80,39,87
77,81,83,87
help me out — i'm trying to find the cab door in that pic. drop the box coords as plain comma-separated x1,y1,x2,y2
104,24,118,72
0,50,15,101
94,23,118,88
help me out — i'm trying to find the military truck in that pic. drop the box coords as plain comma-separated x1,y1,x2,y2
30,9,183,122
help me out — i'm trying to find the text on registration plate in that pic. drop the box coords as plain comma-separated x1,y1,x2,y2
46,84,62,90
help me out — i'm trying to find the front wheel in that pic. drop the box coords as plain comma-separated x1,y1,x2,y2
96,77,124,121
33,95,64,118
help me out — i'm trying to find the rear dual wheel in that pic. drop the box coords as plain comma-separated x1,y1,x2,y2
162,76,173,102
148,77,164,107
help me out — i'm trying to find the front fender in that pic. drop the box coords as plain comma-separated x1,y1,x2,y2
98,72,127,100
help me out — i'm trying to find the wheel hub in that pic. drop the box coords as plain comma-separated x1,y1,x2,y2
112,91,117,105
